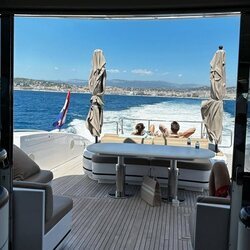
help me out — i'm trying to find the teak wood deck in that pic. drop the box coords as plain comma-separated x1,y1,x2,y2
52,155,206,250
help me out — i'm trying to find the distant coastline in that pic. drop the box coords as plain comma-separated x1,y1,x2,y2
14,77,236,100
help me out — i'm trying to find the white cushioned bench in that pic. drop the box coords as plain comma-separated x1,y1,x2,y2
90,153,211,190
83,135,213,191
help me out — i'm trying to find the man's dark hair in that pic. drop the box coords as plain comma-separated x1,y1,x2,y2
171,121,180,134
135,123,145,132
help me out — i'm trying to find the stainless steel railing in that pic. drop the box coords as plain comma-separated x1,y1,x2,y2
220,128,233,148
103,121,119,134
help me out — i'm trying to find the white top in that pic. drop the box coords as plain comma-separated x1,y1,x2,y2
87,143,215,161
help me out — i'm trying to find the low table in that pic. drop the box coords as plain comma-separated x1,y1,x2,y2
87,143,215,202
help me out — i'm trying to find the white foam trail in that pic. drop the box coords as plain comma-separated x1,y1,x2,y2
68,119,95,143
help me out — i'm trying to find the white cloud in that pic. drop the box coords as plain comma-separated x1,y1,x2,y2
131,69,153,75
54,66,59,70
178,74,183,77
107,69,120,73
71,68,77,72
162,72,169,75
123,70,127,73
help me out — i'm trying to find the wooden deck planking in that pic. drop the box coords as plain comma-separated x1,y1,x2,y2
80,199,118,249
159,204,168,250
52,158,207,250
107,198,138,250
134,202,150,250
126,200,147,249
73,199,113,249
111,193,140,249
67,197,103,246
147,206,159,250
140,203,154,249
152,205,163,250
95,198,130,249
116,197,141,249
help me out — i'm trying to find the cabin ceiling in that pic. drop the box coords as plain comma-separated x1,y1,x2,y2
0,0,250,14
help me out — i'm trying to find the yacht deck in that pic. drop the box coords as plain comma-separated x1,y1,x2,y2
52,155,206,250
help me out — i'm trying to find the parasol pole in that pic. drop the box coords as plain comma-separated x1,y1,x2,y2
215,143,219,153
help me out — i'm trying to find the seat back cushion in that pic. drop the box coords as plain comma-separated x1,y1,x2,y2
13,145,40,181
25,169,53,183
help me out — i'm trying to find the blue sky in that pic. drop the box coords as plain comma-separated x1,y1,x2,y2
14,16,240,86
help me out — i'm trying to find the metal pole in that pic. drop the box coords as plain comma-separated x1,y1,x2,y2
115,156,126,198
215,143,218,153
168,160,179,202
201,122,203,138
121,119,124,134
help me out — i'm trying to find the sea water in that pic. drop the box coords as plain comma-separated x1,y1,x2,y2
14,90,235,154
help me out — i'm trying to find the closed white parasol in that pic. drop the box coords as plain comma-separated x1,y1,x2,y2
201,46,226,152
86,49,107,142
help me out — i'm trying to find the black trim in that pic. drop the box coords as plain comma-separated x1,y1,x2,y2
85,170,209,184
53,229,71,250
232,12,250,181
0,1,250,15
83,166,92,172
83,163,209,184
92,172,143,178
0,14,14,250
0,186,9,208
83,156,92,161
0,14,14,163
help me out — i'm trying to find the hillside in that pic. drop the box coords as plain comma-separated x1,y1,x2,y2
14,77,236,99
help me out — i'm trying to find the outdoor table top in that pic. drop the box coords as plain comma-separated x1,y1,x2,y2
87,143,215,161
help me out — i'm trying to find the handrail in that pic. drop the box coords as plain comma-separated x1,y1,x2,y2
103,121,119,134
220,128,233,148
